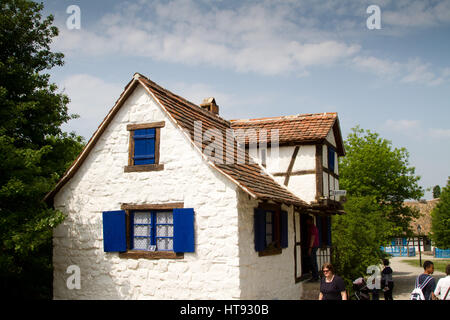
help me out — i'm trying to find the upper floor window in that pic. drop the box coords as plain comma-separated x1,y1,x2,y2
328,145,336,172
125,121,165,172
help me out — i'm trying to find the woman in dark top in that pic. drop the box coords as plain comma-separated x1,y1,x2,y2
319,263,347,300
381,259,394,300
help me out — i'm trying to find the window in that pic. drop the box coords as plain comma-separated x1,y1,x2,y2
254,204,288,256
328,146,335,172
125,121,165,172
102,204,194,259
131,211,174,251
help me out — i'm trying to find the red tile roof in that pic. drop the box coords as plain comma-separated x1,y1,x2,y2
138,75,308,207
45,74,309,207
230,113,345,156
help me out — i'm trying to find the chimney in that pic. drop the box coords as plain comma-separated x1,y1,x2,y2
200,97,219,115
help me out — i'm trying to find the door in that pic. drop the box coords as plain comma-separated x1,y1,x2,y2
294,211,311,281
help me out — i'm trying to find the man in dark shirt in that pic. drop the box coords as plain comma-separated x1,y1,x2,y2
306,216,319,281
416,260,436,300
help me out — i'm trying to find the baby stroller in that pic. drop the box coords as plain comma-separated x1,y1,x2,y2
350,277,371,300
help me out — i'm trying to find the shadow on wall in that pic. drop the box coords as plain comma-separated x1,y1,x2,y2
53,208,133,299
237,191,303,300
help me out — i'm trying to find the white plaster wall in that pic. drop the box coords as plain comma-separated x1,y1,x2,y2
52,85,242,300
265,146,294,174
292,145,315,172
287,175,316,203
322,144,328,169
236,191,303,299
323,172,329,198
326,129,336,148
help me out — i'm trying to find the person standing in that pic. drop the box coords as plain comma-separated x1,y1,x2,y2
414,260,437,300
434,264,450,300
306,215,319,282
319,263,347,300
381,259,394,300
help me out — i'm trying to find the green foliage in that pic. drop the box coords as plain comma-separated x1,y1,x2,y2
339,126,423,233
0,0,84,299
431,178,450,249
333,126,423,287
433,185,441,199
332,196,399,286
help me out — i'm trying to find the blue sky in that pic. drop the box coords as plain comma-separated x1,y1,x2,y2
42,0,450,199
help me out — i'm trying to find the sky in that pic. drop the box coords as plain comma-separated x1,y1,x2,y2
41,0,450,199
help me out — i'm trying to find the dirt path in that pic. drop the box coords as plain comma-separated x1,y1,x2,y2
389,255,446,300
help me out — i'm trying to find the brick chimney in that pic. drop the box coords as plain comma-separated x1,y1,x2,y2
200,97,219,115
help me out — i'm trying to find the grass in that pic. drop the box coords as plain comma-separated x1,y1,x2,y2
401,259,450,273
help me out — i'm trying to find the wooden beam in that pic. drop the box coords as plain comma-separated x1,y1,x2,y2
124,164,164,172
121,202,184,210
284,146,300,186
126,121,165,131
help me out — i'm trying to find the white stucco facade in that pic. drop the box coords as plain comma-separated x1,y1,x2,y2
52,85,304,299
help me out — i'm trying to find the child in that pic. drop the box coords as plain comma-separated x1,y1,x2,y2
381,259,394,300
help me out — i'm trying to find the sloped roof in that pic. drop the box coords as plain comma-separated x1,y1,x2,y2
230,113,345,156
138,75,307,206
45,73,308,207
404,199,439,236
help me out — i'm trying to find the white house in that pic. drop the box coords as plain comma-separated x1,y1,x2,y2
45,73,345,299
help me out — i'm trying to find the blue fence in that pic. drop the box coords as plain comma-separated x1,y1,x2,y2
434,248,450,258
381,246,416,257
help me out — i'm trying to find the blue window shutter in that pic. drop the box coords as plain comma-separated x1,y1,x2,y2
173,208,195,252
316,216,322,247
327,216,332,246
328,146,335,172
280,210,288,248
254,208,266,252
134,128,155,165
402,238,407,246
102,210,127,252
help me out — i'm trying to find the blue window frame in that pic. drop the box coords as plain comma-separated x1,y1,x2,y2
131,211,174,251
254,206,288,253
133,128,156,165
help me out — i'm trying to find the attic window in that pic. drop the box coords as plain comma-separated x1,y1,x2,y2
125,121,165,172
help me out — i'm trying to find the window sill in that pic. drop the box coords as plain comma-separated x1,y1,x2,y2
124,164,164,172
119,251,184,260
258,248,282,257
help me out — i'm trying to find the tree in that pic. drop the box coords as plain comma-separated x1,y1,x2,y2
332,196,400,286
0,0,84,299
333,126,423,288
433,185,441,199
431,178,450,249
339,126,423,233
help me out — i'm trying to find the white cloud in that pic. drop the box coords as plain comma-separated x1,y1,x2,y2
383,120,450,141
52,0,361,76
51,0,450,84
353,56,450,86
384,119,421,132
382,0,450,27
428,128,450,139
58,74,123,138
